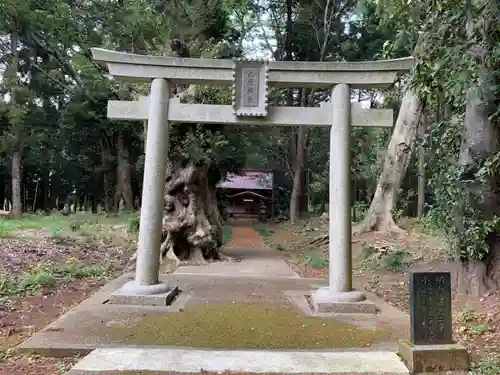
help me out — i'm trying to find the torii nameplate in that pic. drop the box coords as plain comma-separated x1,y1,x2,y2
232,59,269,117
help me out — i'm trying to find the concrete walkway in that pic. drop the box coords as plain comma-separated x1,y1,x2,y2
174,219,299,278
66,347,409,374
49,220,411,375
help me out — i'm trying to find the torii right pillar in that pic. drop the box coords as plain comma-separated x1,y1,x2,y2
311,83,377,314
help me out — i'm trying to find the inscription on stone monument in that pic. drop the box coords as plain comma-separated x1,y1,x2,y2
409,271,452,345
241,68,259,107
232,59,268,117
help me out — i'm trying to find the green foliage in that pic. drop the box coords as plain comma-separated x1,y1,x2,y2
360,242,377,260
377,0,500,262
303,254,328,268
456,306,478,324
0,348,14,363
471,353,500,375
58,258,110,280
48,224,64,238
127,213,141,234
378,249,409,272
425,115,500,260
360,243,409,272
0,219,15,237
0,260,108,298
18,265,57,291
252,220,284,250
222,224,232,245
0,0,250,214
252,220,275,237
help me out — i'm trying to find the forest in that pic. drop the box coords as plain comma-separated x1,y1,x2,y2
0,0,499,294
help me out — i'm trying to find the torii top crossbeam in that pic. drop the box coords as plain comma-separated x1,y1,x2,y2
91,48,414,89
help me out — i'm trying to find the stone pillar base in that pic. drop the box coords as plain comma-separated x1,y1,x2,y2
311,286,377,314
398,340,469,374
108,280,179,306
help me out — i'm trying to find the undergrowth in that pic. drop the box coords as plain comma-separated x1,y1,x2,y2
222,223,232,245
471,353,500,375
0,258,111,298
303,254,328,268
252,220,275,237
360,243,409,272
252,220,284,250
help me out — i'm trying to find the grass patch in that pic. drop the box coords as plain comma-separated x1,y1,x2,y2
252,220,275,237
222,223,232,245
360,243,409,272
456,306,480,324
93,302,387,349
303,254,328,268
0,259,110,298
471,353,500,375
252,220,284,250
0,212,137,249
127,212,141,234
0,348,14,363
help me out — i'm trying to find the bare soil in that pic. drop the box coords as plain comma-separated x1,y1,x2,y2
268,217,500,362
0,217,135,375
226,219,269,249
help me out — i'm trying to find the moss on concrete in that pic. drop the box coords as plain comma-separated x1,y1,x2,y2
97,303,387,349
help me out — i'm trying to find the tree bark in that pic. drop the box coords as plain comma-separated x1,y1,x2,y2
100,136,115,212
354,86,423,234
289,125,307,224
114,132,134,211
158,163,232,272
455,2,500,296
10,30,22,217
455,81,499,296
417,112,427,217
11,151,22,216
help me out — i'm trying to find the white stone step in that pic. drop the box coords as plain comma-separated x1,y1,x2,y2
67,347,410,374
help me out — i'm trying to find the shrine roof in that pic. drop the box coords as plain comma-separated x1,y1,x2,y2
217,170,273,190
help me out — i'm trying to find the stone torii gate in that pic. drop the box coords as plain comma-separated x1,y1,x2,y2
91,48,414,311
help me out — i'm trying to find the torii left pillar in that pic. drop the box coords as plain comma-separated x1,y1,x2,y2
108,78,179,305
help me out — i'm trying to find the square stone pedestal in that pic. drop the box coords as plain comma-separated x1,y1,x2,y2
109,282,179,306
310,287,378,314
398,340,469,374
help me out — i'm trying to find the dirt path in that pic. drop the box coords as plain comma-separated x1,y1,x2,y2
226,219,269,249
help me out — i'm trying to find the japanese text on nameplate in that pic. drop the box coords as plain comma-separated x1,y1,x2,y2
241,68,259,107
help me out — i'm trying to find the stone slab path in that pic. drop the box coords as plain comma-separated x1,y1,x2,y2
174,219,299,278
65,347,409,374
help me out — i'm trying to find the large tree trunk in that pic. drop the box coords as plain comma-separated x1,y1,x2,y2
417,112,427,217
100,137,114,212
158,163,232,272
455,4,500,296
10,30,22,217
114,132,134,211
455,82,499,296
354,86,423,234
11,151,22,216
289,126,307,224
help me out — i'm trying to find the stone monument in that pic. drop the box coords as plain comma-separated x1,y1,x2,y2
398,271,469,373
